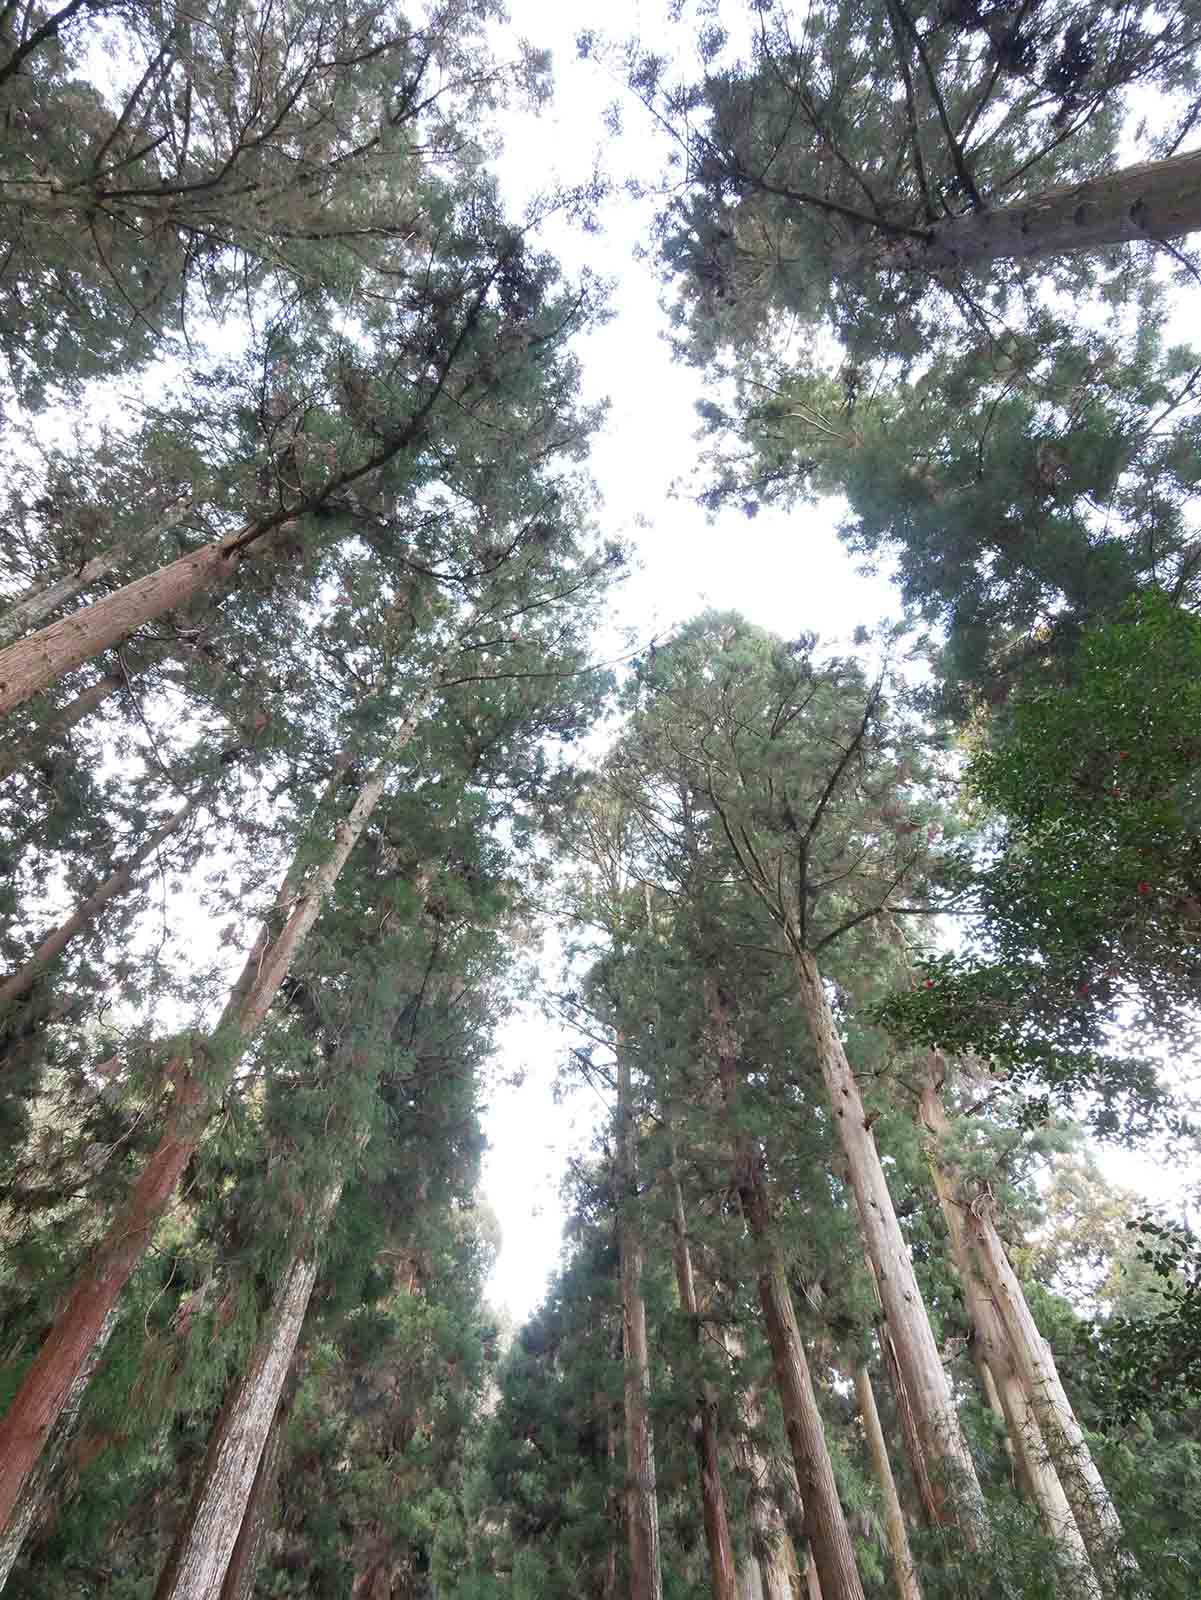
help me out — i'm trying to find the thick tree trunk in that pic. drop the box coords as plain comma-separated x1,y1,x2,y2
853,1364,921,1600
665,1154,738,1600
155,1183,341,1600
722,1333,795,1600
0,498,192,649
792,951,985,1541
864,148,1201,273
917,1070,1099,1594
616,1044,663,1600
0,1308,119,1592
872,1303,938,1528
0,796,201,1024
217,1384,289,1600
0,702,427,1537
0,523,266,719
967,1203,1131,1580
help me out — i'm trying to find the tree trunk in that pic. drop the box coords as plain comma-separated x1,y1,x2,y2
217,1382,290,1600
0,523,267,718
967,1202,1131,1581
155,1182,342,1600
0,669,130,782
0,1308,119,1592
665,1149,738,1600
792,951,985,1541
707,978,864,1600
0,498,191,649
0,701,428,1537
853,1364,921,1600
872,1301,938,1529
616,1043,663,1600
0,796,201,1024
724,1334,799,1600
917,1069,1099,1595
863,148,1201,273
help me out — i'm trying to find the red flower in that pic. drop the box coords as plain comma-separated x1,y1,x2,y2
1077,983,1090,997
1138,882,1151,895
1119,751,1130,761
924,979,935,989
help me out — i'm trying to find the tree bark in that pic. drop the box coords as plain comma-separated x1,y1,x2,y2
665,1149,738,1600
0,1308,119,1592
0,796,201,1025
723,1330,799,1600
707,979,864,1600
967,1202,1131,1581
0,527,264,718
792,951,985,1542
616,1042,663,1600
217,1383,290,1600
155,1182,342,1600
0,669,130,783
0,498,192,649
853,1364,921,1600
861,148,1201,273
0,699,428,1538
917,1069,1100,1596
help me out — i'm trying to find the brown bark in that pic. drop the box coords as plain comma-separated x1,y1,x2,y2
217,1384,290,1600
155,1182,341,1600
917,1069,1099,1594
862,148,1201,273
0,701,428,1538
0,796,201,1027
0,498,192,649
0,1308,119,1590
707,980,864,1600
792,951,985,1541
665,1151,738,1600
873,1306,938,1529
616,1043,662,1600
854,1364,921,1600
0,530,260,719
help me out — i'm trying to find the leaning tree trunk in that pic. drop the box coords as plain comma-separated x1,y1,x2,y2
217,1382,290,1600
154,1182,343,1600
0,795,202,1026
665,1148,737,1600
792,950,985,1542
917,1069,1100,1594
0,1309,119,1593
967,1202,1132,1582
616,1042,663,1600
0,498,192,649
853,1363,922,1600
0,699,428,1537
708,979,865,1600
860,147,1201,274
0,523,273,718
0,665,134,783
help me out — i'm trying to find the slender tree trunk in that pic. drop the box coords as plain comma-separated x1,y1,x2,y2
860,147,1201,273
616,1043,663,1600
0,1309,119,1592
217,1382,290,1600
154,1182,342,1600
854,1363,922,1600
665,1149,738,1600
0,523,268,719
791,951,985,1541
967,1203,1131,1580
0,796,201,1025
0,669,131,782
0,699,428,1537
0,498,191,649
917,1069,1100,1595
707,979,865,1600
722,1330,796,1600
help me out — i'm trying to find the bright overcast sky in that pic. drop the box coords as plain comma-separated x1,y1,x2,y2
480,1,907,1322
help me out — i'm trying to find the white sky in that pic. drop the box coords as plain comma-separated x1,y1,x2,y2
479,2,908,1321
